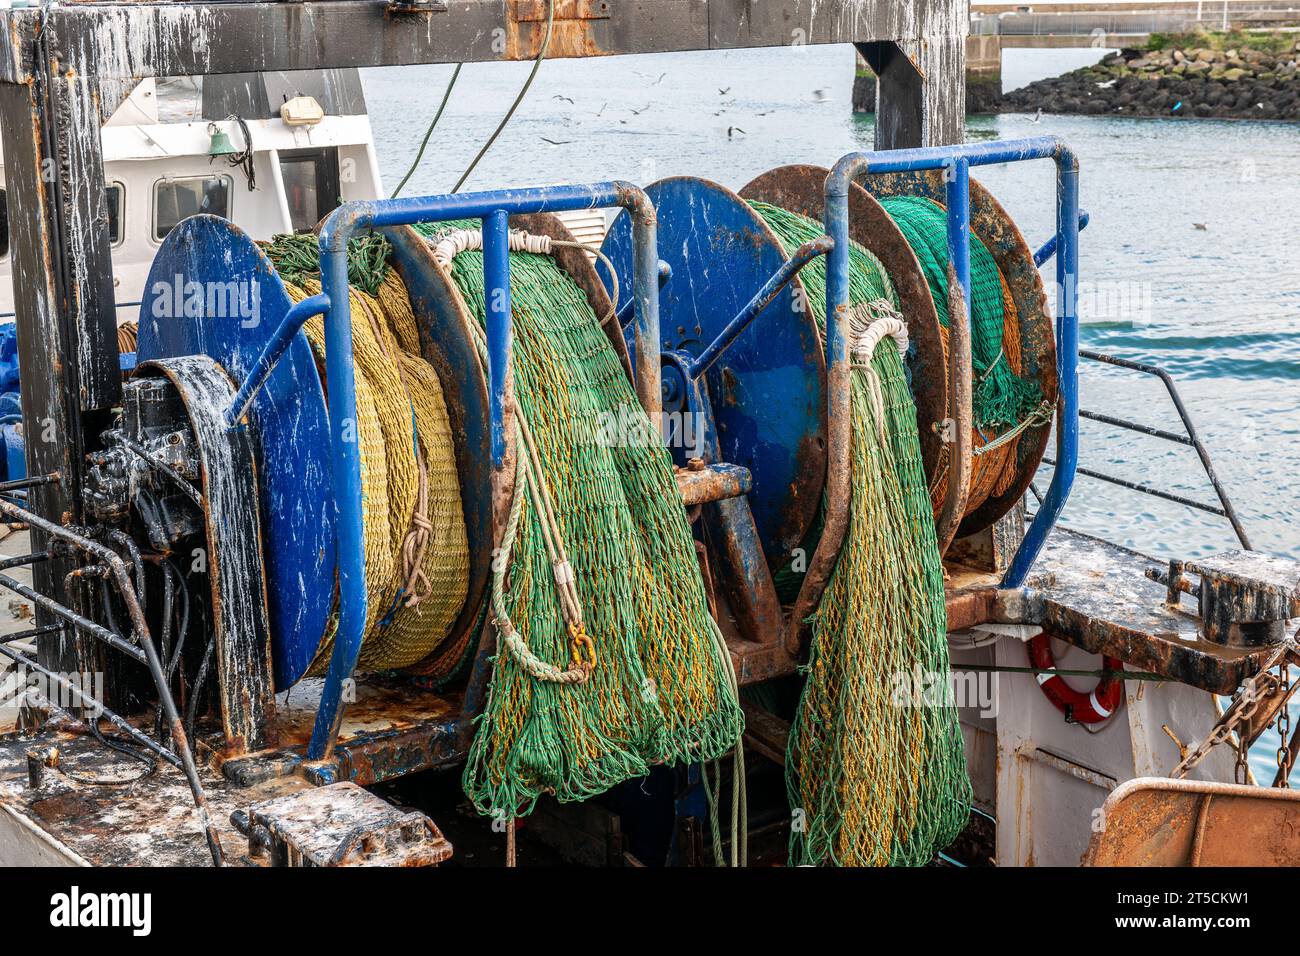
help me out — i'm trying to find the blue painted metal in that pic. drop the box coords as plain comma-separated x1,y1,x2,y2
1006,150,1080,587
0,325,19,394
307,182,659,761
824,136,1081,587
614,259,672,349
137,216,336,689
483,210,512,466
0,326,22,484
1033,210,1090,267
944,158,972,326
0,418,24,483
224,293,330,427
687,235,834,381
601,177,826,566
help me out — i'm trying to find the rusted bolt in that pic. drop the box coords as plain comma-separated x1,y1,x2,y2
687,458,705,472
26,746,58,789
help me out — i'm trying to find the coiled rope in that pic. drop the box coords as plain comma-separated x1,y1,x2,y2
416,220,744,831
750,201,971,867
262,234,471,672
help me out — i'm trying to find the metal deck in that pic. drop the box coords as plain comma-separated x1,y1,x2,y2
948,526,1287,694
5,519,1288,866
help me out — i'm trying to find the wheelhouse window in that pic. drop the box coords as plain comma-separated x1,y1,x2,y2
278,147,341,233
153,175,232,241
106,183,125,246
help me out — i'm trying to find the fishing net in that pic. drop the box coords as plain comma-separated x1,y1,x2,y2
750,201,970,866
878,196,1041,429
878,196,1051,517
412,221,743,819
263,234,470,673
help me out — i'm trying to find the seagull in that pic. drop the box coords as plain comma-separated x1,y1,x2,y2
1193,223,1208,230
540,137,573,145
1032,107,1043,123
652,72,667,85
629,104,651,115
595,101,607,116
727,126,746,138
718,86,731,95
551,94,574,104
810,88,828,102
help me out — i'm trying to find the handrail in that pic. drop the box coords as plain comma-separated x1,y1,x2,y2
307,182,658,762
822,136,1081,594
1042,348,1252,549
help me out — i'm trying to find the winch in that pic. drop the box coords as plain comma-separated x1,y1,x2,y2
1150,550,1300,647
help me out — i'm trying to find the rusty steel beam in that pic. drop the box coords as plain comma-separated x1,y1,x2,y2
675,462,751,507
0,45,119,690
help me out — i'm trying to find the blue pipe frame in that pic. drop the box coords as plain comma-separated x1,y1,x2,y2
305,182,659,760
824,135,1080,590
687,235,834,382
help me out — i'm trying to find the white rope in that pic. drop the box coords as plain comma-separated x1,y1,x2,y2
428,227,620,326
849,302,910,445
430,227,555,267
849,299,908,361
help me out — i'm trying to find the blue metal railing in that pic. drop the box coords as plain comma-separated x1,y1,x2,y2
292,183,660,761
824,136,1081,589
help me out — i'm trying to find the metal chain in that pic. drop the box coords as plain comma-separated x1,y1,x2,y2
1234,726,1250,785
1172,636,1297,780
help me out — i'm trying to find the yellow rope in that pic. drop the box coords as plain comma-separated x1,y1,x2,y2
283,274,470,673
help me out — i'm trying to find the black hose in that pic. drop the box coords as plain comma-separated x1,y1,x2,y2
59,716,159,787
164,558,190,682
185,637,216,743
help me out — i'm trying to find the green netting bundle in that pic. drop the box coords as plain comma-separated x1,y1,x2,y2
413,221,743,819
261,231,393,297
879,195,1040,429
750,201,970,866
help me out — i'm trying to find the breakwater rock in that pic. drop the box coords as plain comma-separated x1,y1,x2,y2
1002,43,1300,121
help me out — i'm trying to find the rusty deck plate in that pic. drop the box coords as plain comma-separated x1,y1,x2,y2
243,781,453,866
0,718,311,866
218,676,466,787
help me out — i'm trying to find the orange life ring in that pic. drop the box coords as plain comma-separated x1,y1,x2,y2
1028,634,1124,724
